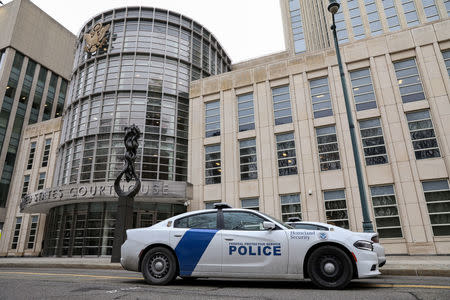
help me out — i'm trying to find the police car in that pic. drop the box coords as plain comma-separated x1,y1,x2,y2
120,203,381,289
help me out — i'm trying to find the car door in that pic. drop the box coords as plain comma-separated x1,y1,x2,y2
221,211,288,274
170,212,222,276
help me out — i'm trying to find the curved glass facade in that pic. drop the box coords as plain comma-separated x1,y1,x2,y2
55,6,231,185
46,7,230,256
43,202,186,256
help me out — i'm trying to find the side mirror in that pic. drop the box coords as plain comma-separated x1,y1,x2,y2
263,221,275,230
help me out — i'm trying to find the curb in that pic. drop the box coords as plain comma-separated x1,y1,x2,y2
0,263,123,270
381,268,450,277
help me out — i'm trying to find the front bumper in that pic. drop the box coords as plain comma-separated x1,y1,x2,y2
354,249,381,278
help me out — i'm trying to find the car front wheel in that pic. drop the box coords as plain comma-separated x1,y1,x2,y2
307,245,353,289
141,247,177,285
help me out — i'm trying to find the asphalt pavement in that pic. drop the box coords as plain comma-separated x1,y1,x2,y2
1,255,450,277
0,267,449,299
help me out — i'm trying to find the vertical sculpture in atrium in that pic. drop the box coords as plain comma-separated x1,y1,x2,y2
111,125,141,263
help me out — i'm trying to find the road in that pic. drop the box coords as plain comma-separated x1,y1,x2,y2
0,268,449,299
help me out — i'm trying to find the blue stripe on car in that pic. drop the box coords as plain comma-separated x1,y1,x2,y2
175,229,218,276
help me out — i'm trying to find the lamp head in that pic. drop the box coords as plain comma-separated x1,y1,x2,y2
328,0,340,14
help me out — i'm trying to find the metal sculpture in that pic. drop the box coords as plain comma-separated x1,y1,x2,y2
114,125,142,198
111,125,141,263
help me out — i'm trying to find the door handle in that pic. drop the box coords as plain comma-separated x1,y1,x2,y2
224,238,234,241
174,234,182,237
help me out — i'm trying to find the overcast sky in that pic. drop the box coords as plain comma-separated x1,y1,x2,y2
8,0,286,63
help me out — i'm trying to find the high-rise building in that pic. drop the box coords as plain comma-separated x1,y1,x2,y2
0,0,76,235
281,0,449,54
189,0,450,254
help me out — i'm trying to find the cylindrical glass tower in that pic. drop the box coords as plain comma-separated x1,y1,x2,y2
45,6,231,256
56,6,231,185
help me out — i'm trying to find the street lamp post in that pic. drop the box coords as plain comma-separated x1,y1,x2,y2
327,0,374,232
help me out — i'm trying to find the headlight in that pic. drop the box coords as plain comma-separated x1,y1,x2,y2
353,240,373,251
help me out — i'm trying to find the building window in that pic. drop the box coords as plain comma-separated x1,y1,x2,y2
393,58,425,103
359,118,388,165
27,215,39,249
281,194,301,222
29,67,48,125
41,138,52,167
0,52,24,155
406,110,440,159
350,68,377,111
205,101,220,138
446,0,450,16
347,0,366,40
239,139,257,181
324,190,349,229
334,7,349,43
401,0,419,27
289,0,306,53
271,85,293,125
205,145,221,184
310,77,333,118
27,142,37,170
37,173,46,190
241,198,259,211
422,180,450,236
370,185,402,238
276,133,298,176
237,93,255,132
205,201,220,209
421,0,439,21
11,217,22,250
364,0,382,36
316,126,341,171
22,175,30,198
382,0,401,31
43,74,58,121
443,50,450,77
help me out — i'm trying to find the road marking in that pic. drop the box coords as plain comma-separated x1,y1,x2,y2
0,272,449,290
0,271,143,280
359,283,450,290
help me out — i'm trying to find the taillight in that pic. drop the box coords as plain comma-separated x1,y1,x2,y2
371,235,379,243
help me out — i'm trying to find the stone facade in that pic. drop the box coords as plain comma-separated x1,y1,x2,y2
189,18,450,255
0,118,62,256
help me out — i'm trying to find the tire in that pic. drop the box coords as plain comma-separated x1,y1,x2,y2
141,247,177,285
307,245,353,290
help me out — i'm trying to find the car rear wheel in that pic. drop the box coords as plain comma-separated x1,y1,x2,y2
141,247,177,285
307,245,353,289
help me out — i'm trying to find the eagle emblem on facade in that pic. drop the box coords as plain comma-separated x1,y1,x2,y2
84,23,110,53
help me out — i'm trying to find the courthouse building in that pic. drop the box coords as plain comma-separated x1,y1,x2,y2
1,0,450,257
188,0,450,254
1,1,231,256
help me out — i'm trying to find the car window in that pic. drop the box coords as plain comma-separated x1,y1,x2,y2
223,212,266,231
291,223,329,231
174,212,217,229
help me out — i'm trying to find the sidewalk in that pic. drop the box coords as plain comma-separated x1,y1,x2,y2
0,255,450,277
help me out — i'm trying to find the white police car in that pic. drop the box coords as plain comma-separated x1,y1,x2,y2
121,203,381,289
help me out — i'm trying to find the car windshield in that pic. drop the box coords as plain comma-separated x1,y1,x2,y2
257,211,293,229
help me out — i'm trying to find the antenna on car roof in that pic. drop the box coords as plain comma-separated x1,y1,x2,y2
214,203,232,209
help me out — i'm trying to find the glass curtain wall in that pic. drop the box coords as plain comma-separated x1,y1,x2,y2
56,7,231,185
